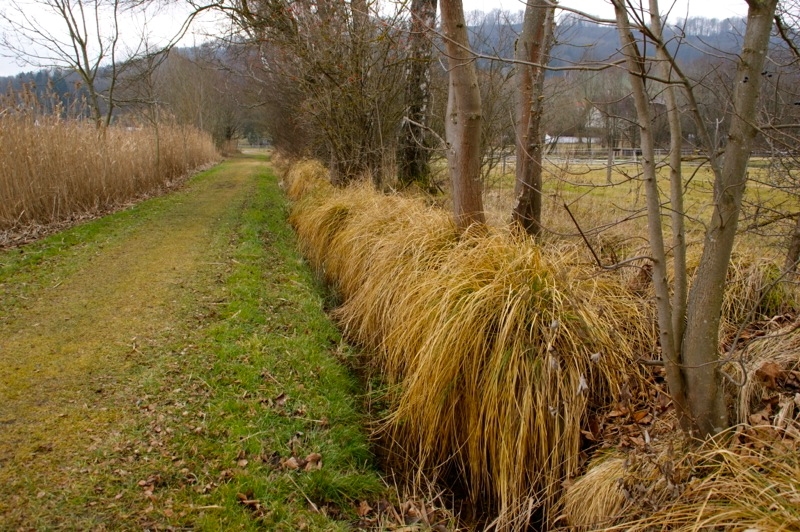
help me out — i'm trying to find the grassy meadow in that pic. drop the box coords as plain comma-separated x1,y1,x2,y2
281,154,800,530
0,106,219,238
482,156,797,262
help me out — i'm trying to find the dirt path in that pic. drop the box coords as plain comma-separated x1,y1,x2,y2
0,157,263,527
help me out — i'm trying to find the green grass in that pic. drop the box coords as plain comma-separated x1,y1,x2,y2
0,154,384,530
128,156,384,530
174,161,383,529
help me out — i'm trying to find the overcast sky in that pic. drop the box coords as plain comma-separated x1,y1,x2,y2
465,0,749,20
0,0,750,78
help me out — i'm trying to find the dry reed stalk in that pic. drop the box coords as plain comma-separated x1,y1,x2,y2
0,113,218,230
286,165,653,530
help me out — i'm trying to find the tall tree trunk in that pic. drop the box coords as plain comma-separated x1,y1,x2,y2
398,0,437,189
612,1,689,429
441,0,485,231
650,0,689,416
512,0,555,236
614,0,778,438
682,0,778,437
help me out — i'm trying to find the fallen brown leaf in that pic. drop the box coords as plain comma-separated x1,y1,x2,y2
756,362,784,389
304,452,322,471
357,500,372,517
274,392,288,407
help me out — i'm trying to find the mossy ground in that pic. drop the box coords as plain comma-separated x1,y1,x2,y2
0,153,383,530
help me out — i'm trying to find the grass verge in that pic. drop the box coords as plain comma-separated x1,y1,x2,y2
0,153,383,530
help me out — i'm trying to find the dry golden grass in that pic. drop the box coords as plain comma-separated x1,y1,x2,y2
285,162,654,529
564,429,800,531
282,158,332,201
726,318,800,424
719,256,796,341
486,159,799,345
564,319,800,531
562,454,649,530
285,154,800,530
0,112,219,230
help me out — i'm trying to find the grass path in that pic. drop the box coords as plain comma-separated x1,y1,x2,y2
0,153,382,530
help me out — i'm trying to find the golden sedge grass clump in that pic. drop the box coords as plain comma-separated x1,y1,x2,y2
565,432,800,531
562,453,656,530
286,162,653,530
282,158,332,201
719,254,796,341
0,112,219,230
726,318,800,424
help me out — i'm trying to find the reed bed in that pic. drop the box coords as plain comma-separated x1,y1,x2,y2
0,113,219,230
286,164,653,529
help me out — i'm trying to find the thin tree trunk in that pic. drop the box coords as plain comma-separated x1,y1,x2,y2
441,0,484,231
682,0,778,437
398,0,437,189
612,1,689,428
512,0,555,236
649,0,688,400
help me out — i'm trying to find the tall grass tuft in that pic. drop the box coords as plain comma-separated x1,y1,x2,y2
285,164,653,529
0,102,219,231
282,158,332,201
726,318,800,423
720,255,796,340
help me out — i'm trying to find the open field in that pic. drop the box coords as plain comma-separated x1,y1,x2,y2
476,156,797,266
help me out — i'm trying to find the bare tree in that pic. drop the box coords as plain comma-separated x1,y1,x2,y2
0,0,195,128
398,0,437,189
224,0,406,185
0,0,127,127
467,9,518,188
512,0,556,235
441,0,485,231
612,0,779,437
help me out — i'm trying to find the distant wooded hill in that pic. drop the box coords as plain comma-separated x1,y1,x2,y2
468,13,748,69
0,15,750,110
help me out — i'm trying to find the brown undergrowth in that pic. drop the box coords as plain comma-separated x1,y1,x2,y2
563,321,800,531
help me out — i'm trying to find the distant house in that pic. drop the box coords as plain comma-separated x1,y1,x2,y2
544,93,666,158
544,134,601,156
